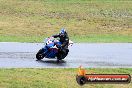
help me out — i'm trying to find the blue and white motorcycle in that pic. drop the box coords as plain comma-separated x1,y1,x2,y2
36,37,73,61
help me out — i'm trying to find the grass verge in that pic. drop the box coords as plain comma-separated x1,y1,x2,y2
0,34,132,43
0,68,132,88
0,0,132,43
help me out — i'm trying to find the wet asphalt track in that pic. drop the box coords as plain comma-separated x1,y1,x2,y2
0,42,132,68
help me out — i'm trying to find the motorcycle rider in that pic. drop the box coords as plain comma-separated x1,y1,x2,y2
52,28,69,60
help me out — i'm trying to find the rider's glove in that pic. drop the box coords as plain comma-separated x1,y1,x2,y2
60,45,63,50
56,44,62,50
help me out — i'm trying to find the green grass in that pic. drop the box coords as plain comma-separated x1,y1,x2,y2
0,34,132,43
0,0,132,42
0,68,132,88
72,34,132,43
0,35,46,43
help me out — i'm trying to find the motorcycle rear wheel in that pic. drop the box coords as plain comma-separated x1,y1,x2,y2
57,49,69,60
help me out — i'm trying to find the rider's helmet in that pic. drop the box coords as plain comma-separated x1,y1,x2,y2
59,28,66,37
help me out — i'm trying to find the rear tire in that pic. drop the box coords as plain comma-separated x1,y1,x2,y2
61,49,69,59
36,49,44,60
57,49,69,60
56,59,60,63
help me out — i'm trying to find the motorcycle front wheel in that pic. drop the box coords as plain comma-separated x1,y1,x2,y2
36,49,44,60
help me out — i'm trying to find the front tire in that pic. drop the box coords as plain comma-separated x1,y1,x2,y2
36,49,44,60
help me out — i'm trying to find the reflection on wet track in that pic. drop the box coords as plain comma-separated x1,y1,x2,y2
0,42,132,68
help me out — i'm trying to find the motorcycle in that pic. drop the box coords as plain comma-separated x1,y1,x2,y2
36,37,73,62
